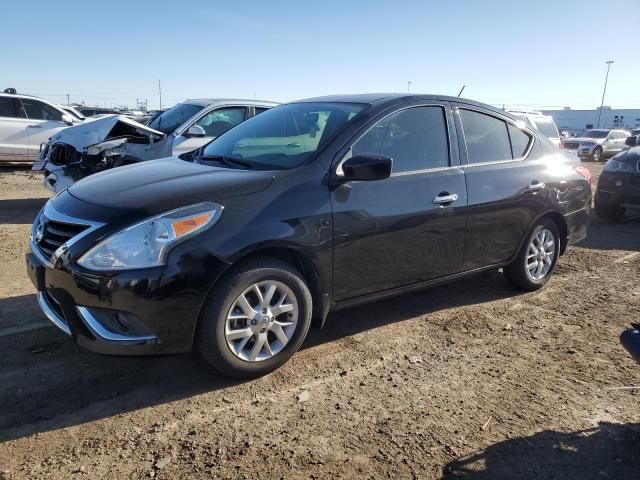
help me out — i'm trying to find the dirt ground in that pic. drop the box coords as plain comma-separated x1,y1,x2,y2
0,164,638,479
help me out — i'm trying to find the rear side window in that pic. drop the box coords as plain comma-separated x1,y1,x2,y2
0,97,17,118
254,107,269,116
353,106,450,173
460,109,532,163
508,124,532,158
20,99,63,121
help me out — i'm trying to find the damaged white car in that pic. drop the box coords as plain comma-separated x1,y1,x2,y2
33,98,278,192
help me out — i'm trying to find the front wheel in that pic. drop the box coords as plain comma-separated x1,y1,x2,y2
197,257,312,378
591,146,603,162
503,219,560,291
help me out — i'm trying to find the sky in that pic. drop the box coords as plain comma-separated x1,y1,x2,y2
2,0,640,110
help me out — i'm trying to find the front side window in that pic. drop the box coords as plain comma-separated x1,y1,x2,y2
194,107,246,137
352,106,450,173
200,102,366,170
0,97,17,118
20,99,62,121
148,103,204,134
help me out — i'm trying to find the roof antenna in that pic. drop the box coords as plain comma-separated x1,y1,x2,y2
457,85,466,97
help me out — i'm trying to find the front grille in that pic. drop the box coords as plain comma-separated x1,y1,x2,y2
48,143,81,165
563,142,580,149
35,214,89,259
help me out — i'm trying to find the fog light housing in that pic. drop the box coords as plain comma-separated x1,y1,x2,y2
76,306,157,343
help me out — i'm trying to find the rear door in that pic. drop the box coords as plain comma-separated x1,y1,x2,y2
0,96,31,162
172,106,248,156
455,105,547,270
331,103,468,300
19,98,69,160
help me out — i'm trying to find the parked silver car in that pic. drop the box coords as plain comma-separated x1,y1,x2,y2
34,98,278,192
561,129,631,162
0,92,78,163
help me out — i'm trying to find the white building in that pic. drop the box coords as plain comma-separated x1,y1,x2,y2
541,107,640,131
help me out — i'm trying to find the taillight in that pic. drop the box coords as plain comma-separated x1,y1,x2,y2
573,165,592,185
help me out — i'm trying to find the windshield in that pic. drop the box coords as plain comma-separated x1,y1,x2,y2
532,118,558,138
147,103,203,134
200,102,366,170
62,107,85,121
581,130,608,139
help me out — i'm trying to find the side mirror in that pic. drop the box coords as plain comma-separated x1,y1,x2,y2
61,113,74,126
184,125,206,138
338,153,392,182
625,136,638,147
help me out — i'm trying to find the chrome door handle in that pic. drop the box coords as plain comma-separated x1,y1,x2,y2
28,124,42,128
527,182,546,192
433,193,459,205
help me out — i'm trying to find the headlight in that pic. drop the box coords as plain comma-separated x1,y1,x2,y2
77,202,223,271
603,158,637,173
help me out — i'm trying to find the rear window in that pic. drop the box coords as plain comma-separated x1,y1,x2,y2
532,118,559,138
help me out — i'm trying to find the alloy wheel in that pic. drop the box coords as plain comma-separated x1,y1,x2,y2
593,148,601,162
224,280,299,362
526,228,555,281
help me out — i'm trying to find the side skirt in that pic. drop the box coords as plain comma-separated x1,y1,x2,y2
332,262,510,312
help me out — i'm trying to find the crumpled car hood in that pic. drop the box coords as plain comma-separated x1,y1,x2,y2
68,157,275,216
48,114,165,152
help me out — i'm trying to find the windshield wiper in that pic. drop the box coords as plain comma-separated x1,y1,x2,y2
198,155,252,169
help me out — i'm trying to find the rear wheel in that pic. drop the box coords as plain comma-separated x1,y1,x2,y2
503,218,560,291
197,257,312,378
591,146,603,162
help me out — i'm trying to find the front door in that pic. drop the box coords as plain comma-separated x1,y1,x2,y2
455,106,548,270
331,104,468,301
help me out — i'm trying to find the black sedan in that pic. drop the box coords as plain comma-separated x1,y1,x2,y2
26,94,592,378
595,138,640,220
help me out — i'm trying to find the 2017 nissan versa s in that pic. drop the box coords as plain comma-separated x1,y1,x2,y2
27,94,591,378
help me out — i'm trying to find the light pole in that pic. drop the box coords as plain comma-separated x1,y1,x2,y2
407,81,412,93
597,60,614,128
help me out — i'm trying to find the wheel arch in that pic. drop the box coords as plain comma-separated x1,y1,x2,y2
531,210,569,256
203,244,331,330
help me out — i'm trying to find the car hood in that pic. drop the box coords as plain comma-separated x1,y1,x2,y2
565,137,603,144
48,114,165,152
68,157,275,215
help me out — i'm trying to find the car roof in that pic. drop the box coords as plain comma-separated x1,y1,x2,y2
292,93,512,117
0,92,52,102
182,98,279,107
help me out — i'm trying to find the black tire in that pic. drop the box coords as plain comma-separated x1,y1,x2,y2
591,146,603,163
595,193,625,220
503,218,561,291
196,257,312,378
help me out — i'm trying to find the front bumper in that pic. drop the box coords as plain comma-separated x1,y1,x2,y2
596,172,640,209
26,240,230,356
620,326,640,364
